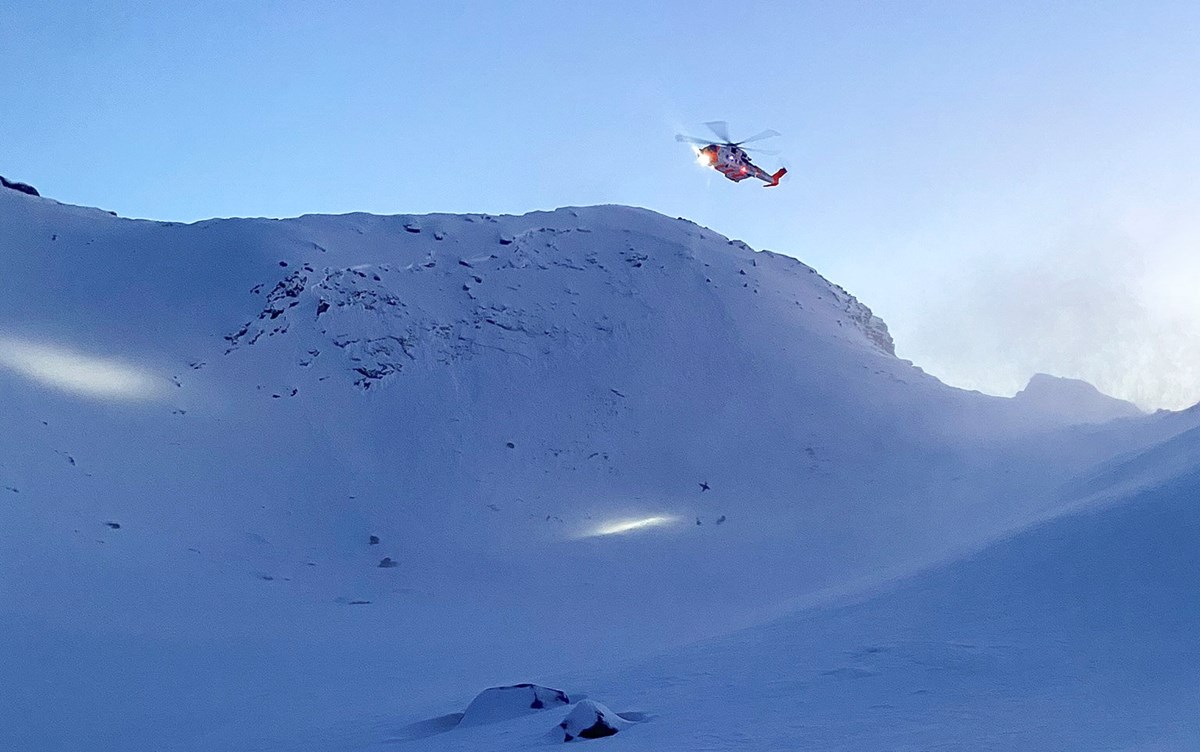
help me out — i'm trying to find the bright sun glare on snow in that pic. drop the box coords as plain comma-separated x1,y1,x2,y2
0,335,167,401
585,515,679,537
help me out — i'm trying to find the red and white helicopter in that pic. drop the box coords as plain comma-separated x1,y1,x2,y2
676,121,787,187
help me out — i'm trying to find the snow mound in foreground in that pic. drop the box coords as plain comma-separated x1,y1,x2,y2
557,699,635,742
460,684,571,727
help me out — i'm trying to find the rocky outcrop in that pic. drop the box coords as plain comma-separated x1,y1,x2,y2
557,699,633,741
0,175,39,196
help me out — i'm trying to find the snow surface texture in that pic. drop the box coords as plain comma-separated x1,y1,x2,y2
1,188,1198,751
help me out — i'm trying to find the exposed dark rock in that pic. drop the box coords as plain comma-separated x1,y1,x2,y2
377,557,398,568
354,364,398,388
369,535,380,545
558,700,632,741
576,720,619,739
104,521,121,529
0,175,39,196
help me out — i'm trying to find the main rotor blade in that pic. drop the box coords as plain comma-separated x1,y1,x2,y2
735,129,781,145
742,147,781,156
675,134,713,145
704,120,732,142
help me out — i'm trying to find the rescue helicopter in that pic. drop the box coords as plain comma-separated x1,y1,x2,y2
676,121,787,187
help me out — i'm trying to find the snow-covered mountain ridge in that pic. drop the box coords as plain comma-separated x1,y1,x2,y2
219,206,895,394
2,189,1197,751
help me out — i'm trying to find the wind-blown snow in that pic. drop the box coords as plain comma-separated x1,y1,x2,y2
1,188,1197,751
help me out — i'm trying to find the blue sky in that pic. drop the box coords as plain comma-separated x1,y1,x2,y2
4,1,1200,408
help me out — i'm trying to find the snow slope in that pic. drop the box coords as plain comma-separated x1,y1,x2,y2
412,427,1200,751
1,188,1196,751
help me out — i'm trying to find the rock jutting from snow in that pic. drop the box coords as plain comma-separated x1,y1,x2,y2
1,175,39,196
557,699,634,741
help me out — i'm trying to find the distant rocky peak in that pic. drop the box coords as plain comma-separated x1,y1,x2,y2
1014,372,1144,425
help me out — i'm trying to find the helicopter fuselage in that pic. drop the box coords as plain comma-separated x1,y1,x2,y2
698,144,786,187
